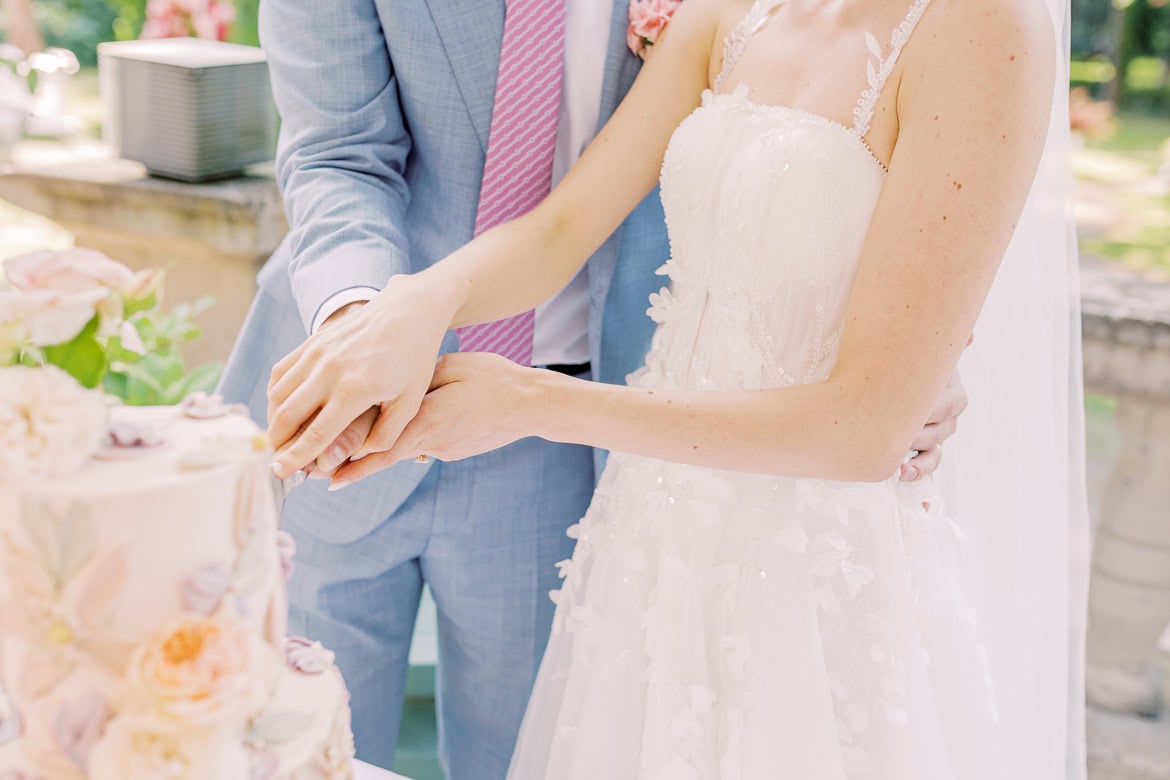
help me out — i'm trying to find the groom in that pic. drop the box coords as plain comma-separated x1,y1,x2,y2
221,1,965,777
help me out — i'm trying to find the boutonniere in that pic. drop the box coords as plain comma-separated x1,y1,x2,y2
627,0,683,60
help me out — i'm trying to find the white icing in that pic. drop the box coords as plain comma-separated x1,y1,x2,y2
0,406,354,779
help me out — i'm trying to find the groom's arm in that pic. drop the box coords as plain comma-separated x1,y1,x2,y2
260,0,411,334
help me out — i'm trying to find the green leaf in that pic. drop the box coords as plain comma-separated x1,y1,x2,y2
122,290,159,318
17,346,44,367
102,370,129,400
108,360,165,406
148,351,186,387
164,361,223,404
41,316,107,389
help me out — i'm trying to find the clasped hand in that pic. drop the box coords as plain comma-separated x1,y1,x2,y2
268,281,968,490
267,274,453,481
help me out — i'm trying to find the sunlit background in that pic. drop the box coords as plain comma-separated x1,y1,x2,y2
0,1,1168,778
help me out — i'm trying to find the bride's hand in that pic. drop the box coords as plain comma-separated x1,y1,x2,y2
901,368,968,481
328,352,550,489
267,274,456,479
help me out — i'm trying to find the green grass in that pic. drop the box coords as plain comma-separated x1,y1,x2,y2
1087,110,1170,168
1077,108,1170,277
1083,226,1170,277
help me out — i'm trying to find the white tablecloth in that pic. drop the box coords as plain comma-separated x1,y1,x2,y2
354,760,411,780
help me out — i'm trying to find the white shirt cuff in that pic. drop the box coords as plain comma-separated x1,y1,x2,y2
311,287,381,334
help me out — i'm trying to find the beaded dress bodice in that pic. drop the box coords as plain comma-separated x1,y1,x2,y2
636,0,930,394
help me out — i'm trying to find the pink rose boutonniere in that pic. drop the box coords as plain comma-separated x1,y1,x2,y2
627,0,683,60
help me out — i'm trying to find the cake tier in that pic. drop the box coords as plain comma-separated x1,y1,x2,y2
0,402,354,777
0,405,287,714
0,657,353,779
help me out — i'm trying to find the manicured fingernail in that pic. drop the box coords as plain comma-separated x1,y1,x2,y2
271,462,285,479
328,479,352,493
902,465,920,481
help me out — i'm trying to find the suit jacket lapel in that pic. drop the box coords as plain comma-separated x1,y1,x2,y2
596,0,642,135
589,0,644,334
422,0,505,153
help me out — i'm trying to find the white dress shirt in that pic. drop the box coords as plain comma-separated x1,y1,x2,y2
314,1,612,369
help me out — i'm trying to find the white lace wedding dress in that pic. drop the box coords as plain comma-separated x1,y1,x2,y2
509,1,1006,777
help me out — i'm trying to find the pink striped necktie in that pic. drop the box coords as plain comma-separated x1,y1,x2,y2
455,0,567,365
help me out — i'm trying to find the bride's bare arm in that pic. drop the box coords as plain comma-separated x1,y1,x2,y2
267,0,724,476
333,0,1056,486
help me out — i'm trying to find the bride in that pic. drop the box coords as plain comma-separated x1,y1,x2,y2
269,0,1081,776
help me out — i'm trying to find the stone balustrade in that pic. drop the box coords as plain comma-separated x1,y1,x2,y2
0,140,286,365
1081,260,1170,780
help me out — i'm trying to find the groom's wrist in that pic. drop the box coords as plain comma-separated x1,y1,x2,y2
320,300,367,330
312,289,378,334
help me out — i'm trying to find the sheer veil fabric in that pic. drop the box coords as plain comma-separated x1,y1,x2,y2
933,0,1089,776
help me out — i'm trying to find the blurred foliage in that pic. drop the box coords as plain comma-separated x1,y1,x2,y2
103,295,222,406
229,0,258,48
11,279,223,403
1,0,258,67
1075,0,1119,58
1072,0,1170,109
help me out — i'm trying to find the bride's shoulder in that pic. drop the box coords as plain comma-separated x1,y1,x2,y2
907,0,1056,88
919,0,1054,60
655,0,744,52
668,0,753,28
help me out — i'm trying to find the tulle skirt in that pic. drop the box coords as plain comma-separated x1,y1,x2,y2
507,453,1006,780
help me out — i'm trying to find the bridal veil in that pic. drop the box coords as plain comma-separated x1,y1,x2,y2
933,0,1089,776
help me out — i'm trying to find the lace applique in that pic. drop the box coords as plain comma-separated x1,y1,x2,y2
853,0,934,137
712,0,784,95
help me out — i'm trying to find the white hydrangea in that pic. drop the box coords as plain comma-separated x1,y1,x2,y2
0,365,108,480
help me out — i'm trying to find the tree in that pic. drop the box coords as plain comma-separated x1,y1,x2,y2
1110,0,1170,106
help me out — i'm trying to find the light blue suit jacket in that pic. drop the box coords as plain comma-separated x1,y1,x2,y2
220,0,670,543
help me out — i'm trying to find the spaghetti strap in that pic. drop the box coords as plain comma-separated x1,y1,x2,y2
712,0,784,95
852,0,935,137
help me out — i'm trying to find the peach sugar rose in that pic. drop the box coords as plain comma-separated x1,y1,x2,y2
128,614,276,727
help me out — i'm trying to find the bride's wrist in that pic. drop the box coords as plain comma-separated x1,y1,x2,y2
376,272,462,331
526,368,581,444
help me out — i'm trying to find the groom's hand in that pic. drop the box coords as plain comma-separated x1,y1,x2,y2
311,406,380,477
328,352,538,490
306,303,378,477
901,368,968,481
267,274,453,479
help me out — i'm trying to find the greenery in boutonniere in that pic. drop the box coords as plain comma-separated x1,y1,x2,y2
0,248,221,405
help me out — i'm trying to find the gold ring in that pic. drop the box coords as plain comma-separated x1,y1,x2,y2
414,454,431,464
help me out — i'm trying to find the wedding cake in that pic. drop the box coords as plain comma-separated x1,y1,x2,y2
0,248,355,779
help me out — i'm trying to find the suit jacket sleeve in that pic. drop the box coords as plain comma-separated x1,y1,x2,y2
260,0,412,333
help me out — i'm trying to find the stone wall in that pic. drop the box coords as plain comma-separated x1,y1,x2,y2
0,141,286,366
1081,261,1170,780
